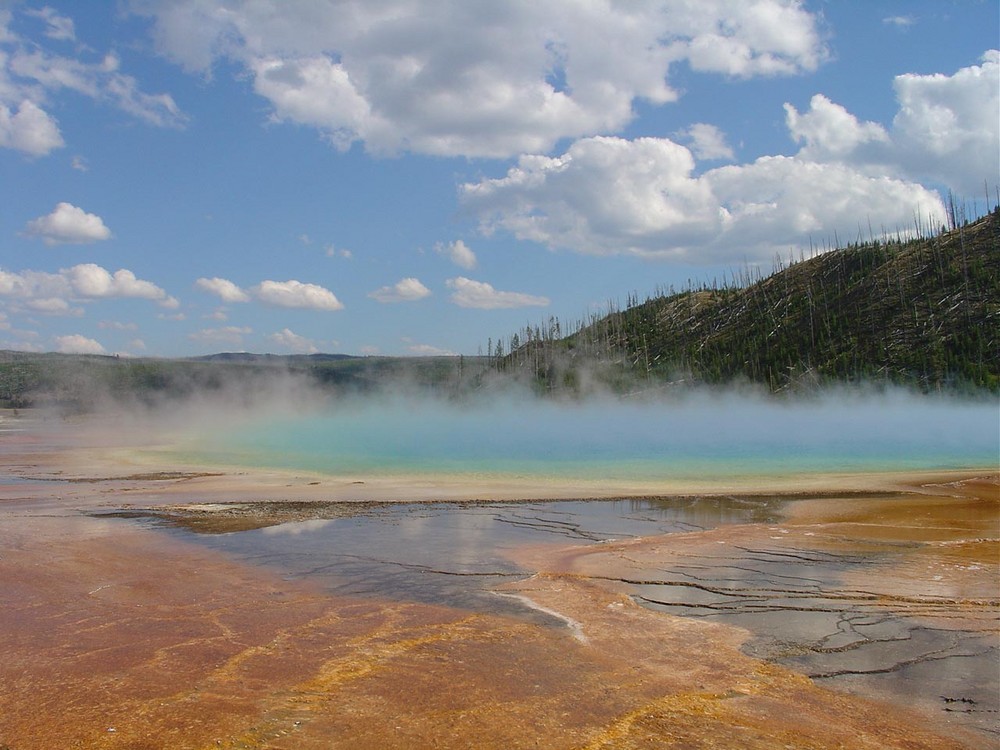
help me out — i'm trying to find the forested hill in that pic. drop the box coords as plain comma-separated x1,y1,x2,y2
496,208,999,393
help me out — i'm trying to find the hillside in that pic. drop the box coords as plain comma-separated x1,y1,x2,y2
496,208,999,393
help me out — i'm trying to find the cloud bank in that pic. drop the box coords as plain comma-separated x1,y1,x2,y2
131,0,827,158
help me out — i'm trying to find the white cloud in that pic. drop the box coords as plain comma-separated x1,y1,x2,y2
252,279,344,310
435,239,477,270
188,326,252,345
54,334,105,355
70,155,88,171
889,50,999,194
6,45,187,129
785,94,889,160
0,6,187,153
0,263,176,312
446,277,549,309
883,16,916,28
132,0,827,158
461,136,719,257
677,123,734,161
782,52,998,195
0,100,64,156
406,343,457,356
195,276,250,303
368,277,431,303
461,135,946,262
267,327,319,354
24,202,112,245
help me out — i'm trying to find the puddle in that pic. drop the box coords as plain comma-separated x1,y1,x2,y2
175,497,785,621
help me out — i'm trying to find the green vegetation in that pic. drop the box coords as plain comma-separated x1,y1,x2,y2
491,207,999,394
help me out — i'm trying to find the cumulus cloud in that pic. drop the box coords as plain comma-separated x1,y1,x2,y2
252,279,344,310
461,135,946,262
267,327,319,354
0,263,177,312
461,136,719,257
131,0,827,158
0,100,64,156
783,51,998,194
368,277,431,303
188,326,252,345
54,334,105,355
197,275,344,310
446,277,549,309
24,202,111,245
435,239,477,270
785,94,889,161
889,50,999,194
195,276,250,303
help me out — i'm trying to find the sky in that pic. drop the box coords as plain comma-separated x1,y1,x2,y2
0,1,997,359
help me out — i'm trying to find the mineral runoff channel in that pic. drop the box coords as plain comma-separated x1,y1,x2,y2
0,408,997,750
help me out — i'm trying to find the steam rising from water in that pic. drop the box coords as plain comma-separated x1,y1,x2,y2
180,388,998,480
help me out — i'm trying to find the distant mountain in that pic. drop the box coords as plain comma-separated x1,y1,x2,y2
494,208,999,393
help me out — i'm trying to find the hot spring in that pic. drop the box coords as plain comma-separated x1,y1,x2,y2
175,389,999,481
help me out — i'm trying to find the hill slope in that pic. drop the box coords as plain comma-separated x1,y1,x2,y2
498,208,999,392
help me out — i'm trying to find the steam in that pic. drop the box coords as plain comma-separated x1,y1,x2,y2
25,361,997,479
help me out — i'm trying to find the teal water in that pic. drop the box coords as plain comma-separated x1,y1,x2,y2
181,392,999,480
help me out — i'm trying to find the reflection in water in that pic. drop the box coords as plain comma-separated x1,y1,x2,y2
191,498,783,619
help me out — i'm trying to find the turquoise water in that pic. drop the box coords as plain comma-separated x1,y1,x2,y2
183,392,999,480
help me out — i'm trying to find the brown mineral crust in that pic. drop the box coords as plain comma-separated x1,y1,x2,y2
1,413,995,749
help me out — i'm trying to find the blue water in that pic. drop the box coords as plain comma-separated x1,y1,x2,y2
182,391,999,480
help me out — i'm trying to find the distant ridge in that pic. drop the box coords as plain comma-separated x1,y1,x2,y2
0,350,473,409
493,208,999,392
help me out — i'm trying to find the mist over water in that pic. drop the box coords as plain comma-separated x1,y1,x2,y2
181,388,999,480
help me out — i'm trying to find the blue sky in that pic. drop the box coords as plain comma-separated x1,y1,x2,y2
1,1,997,358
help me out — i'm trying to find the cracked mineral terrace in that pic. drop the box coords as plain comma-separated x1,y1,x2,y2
0,410,997,749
